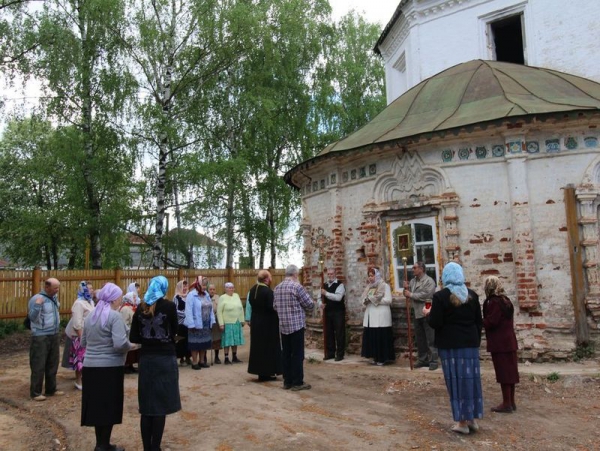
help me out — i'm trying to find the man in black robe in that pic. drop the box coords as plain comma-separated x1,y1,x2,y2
247,270,283,381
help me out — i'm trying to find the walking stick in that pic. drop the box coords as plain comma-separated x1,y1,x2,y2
403,257,414,370
321,267,327,359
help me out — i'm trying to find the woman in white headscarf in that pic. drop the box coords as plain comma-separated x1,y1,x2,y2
81,283,132,451
130,275,181,451
425,262,483,434
120,291,139,374
360,267,395,366
127,282,141,305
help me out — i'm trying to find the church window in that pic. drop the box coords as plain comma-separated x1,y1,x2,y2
489,14,525,64
388,217,440,292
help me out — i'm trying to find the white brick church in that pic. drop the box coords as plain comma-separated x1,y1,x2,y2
285,0,600,359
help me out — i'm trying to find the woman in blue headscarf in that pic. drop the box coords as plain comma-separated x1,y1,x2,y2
81,282,131,451
63,281,95,389
130,275,181,451
425,262,483,435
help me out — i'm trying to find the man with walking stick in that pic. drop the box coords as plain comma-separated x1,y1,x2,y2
404,261,438,370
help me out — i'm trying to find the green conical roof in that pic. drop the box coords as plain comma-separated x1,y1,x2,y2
286,60,600,187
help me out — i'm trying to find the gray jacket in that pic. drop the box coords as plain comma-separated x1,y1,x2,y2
409,274,436,319
28,292,60,336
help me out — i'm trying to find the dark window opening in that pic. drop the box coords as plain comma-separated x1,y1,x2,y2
491,14,524,65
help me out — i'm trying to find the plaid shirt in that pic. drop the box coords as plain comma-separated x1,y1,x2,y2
274,278,314,335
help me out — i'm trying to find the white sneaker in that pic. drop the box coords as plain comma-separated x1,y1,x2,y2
32,395,46,402
74,382,82,390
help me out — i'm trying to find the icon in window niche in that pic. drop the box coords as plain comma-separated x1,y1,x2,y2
397,233,410,253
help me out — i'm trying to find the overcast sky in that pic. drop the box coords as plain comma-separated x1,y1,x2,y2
329,0,399,25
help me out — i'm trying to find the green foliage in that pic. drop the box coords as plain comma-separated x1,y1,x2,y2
547,372,560,382
0,320,25,339
572,342,595,362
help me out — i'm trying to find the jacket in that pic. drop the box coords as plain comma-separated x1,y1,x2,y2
362,281,393,328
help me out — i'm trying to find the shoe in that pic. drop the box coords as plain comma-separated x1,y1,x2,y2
258,376,277,382
415,361,429,368
451,424,470,434
224,357,231,365
467,420,480,432
191,364,202,370
491,405,513,413
47,390,64,397
179,359,186,366
512,403,517,411
232,357,242,363
429,363,439,371
376,362,384,366
74,382,82,390
185,358,193,365
283,383,292,390
334,356,344,362
291,383,312,391
214,357,222,364
32,395,46,402
200,363,210,368
323,356,334,361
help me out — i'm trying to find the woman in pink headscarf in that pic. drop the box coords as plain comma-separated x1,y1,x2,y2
81,283,132,451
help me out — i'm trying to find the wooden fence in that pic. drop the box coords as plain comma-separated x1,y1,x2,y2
0,268,286,320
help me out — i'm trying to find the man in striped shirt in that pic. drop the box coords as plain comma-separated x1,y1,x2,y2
274,264,314,391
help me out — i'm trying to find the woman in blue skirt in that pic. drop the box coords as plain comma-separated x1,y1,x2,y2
184,276,215,370
425,262,483,434
217,282,246,364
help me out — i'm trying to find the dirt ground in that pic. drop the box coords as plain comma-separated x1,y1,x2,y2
1,329,599,451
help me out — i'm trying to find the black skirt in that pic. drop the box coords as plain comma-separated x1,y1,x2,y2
361,326,396,364
138,354,181,416
81,366,125,427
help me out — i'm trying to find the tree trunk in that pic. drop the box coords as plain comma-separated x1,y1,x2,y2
224,178,236,268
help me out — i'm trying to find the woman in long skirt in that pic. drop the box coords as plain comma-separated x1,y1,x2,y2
425,262,483,434
184,276,215,370
173,280,192,366
217,282,245,364
130,275,181,451
208,283,223,364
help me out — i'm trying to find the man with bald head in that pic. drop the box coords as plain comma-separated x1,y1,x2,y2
247,270,282,381
27,278,64,401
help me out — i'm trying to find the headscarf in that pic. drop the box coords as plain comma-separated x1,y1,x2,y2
442,262,468,304
88,283,123,327
122,292,137,308
127,282,140,305
484,276,505,298
144,276,168,306
77,281,93,303
189,276,205,294
175,280,187,297
224,282,234,289
368,268,382,288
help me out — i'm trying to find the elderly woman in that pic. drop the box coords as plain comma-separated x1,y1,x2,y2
120,291,139,374
184,276,215,370
425,262,483,434
483,276,519,413
173,280,192,366
130,276,181,451
81,283,132,451
63,281,95,390
217,282,245,364
360,267,395,366
127,282,141,306
208,283,223,364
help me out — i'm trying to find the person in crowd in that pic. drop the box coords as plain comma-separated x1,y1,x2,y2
208,283,223,364
320,267,346,362
173,280,192,366
425,262,483,434
130,276,181,451
63,281,95,390
28,277,64,401
403,261,438,370
360,267,395,366
120,291,139,374
274,264,314,391
217,282,245,364
247,270,282,381
127,282,141,306
483,275,519,413
81,283,132,451
184,276,215,370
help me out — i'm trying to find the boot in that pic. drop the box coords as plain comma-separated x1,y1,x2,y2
491,384,513,413
224,356,231,365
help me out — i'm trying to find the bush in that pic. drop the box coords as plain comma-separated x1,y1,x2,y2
573,343,595,362
0,320,25,339
547,372,560,382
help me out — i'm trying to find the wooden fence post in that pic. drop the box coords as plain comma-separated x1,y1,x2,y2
177,267,184,283
115,268,122,288
32,266,41,296
227,266,234,284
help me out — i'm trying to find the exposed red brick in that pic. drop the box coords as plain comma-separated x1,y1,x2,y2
535,324,547,329
463,250,471,256
500,237,511,242
546,200,555,204
484,253,500,258
470,239,483,244
559,227,567,232
529,311,543,317
481,269,500,275
470,204,481,207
